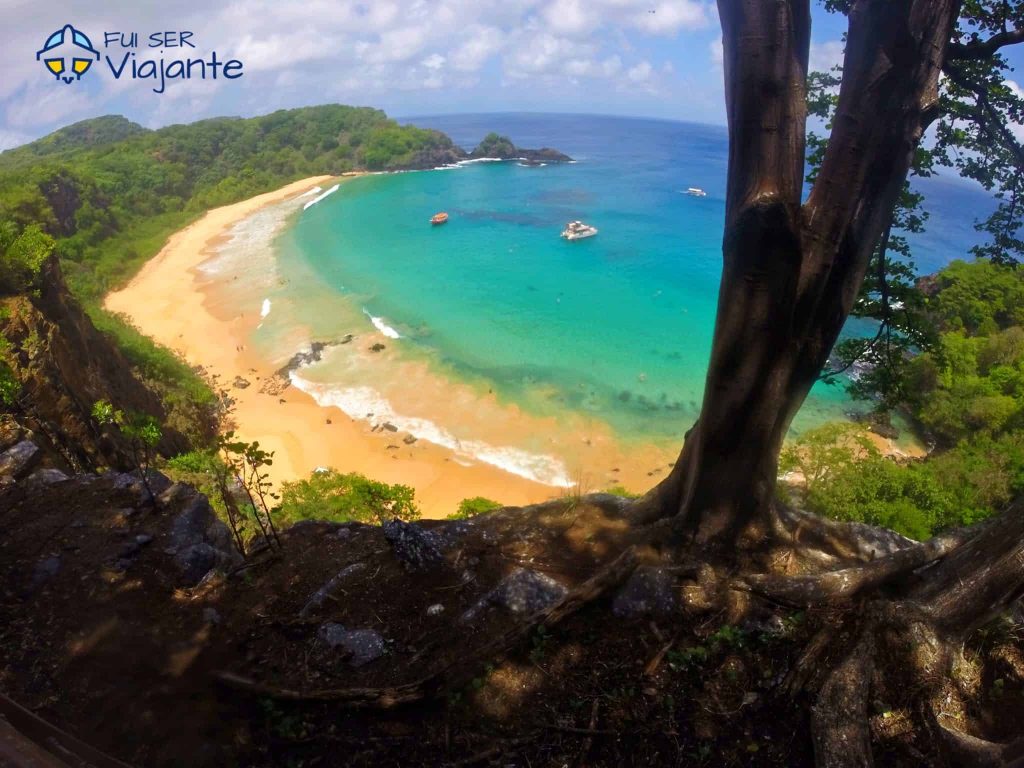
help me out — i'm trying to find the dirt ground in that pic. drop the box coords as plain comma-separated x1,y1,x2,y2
1,475,1021,767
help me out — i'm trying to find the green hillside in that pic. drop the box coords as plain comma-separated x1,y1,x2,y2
0,105,461,301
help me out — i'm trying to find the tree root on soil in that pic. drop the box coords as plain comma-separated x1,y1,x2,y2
215,546,639,709
753,500,1024,768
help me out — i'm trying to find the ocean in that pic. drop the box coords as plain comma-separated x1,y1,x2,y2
218,114,997,488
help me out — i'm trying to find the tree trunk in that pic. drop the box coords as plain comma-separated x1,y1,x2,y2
649,0,961,547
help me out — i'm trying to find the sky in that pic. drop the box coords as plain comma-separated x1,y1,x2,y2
0,1,1021,151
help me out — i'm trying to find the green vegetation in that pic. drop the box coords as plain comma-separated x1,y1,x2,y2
0,106,459,303
218,433,282,550
0,106,461,451
603,484,641,499
906,260,1024,445
92,399,163,504
472,132,517,159
448,496,503,520
782,259,1024,540
0,223,55,295
277,468,419,526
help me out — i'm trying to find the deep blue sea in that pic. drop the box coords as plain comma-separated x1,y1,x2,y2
249,114,996,485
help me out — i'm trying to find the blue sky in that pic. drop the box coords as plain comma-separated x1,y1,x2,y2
0,1,1021,150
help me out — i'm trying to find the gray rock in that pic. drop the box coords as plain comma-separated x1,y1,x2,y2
426,603,445,616
0,440,41,480
108,469,173,502
30,555,61,591
336,527,352,540
318,623,386,667
430,520,471,550
203,607,222,625
490,569,568,614
383,519,444,572
140,470,173,497
135,533,153,545
463,568,567,622
174,543,236,586
166,495,242,584
300,562,367,617
169,495,237,556
612,566,677,619
158,482,194,506
24,468,69,486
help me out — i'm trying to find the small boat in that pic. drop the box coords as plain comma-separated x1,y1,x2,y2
431,212,449,225
561,220,598,240
684,187,707,197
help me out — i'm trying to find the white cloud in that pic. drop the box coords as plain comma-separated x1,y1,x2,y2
627,60,653,83
0,0,723,134
0,129,33,152
709,38,722,68
421,53,446,70
809,40,844,74
450,26,505,71
633,1,708,35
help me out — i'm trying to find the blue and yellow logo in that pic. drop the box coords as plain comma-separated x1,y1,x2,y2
36,24,100,83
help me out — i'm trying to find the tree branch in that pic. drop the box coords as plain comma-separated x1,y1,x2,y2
946,29,1024,62
941,62,1024,169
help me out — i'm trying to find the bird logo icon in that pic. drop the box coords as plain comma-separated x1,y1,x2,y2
37,24,100,83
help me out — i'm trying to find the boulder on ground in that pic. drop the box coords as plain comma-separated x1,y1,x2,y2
318,623,386,667
24,468,69,486
612,566,677,618
0,440,41,479
382,519,443,572
462,568,568,622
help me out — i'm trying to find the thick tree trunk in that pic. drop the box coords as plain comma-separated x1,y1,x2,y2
649,0,961,547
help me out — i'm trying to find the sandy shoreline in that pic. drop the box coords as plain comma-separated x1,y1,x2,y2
104,176,607,518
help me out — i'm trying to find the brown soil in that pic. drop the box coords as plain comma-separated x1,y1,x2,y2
1,477,1021,767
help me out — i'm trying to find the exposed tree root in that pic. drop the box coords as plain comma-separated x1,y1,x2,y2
935,717,1024,768
741,526,977,607
216,547,639,708
810,630,875,768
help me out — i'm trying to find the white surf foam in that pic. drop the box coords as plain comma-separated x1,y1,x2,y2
260,298,272,318
296,185,322,199
289,374,574,488
457,157,503,165
362,308,401,339
303,184,340,210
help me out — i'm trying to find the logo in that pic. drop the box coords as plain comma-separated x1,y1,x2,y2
34,25,245,94
36,24,100,84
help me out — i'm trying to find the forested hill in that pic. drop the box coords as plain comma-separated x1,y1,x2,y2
0,105,467,301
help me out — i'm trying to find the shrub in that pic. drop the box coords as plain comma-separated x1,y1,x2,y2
449,496,503,520
278,469,419,525
603,485,641,499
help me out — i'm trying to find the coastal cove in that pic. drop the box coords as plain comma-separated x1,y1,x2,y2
105,115,996,517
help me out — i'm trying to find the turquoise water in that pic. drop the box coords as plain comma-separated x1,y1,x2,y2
251,114,996,482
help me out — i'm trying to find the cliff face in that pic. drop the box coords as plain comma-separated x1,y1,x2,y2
0,257,185,471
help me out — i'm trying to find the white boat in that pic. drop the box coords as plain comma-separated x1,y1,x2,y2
561,220,598,240
684,187,707,197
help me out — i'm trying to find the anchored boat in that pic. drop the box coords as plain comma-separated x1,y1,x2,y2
431,212,449,225
561,220,598,240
